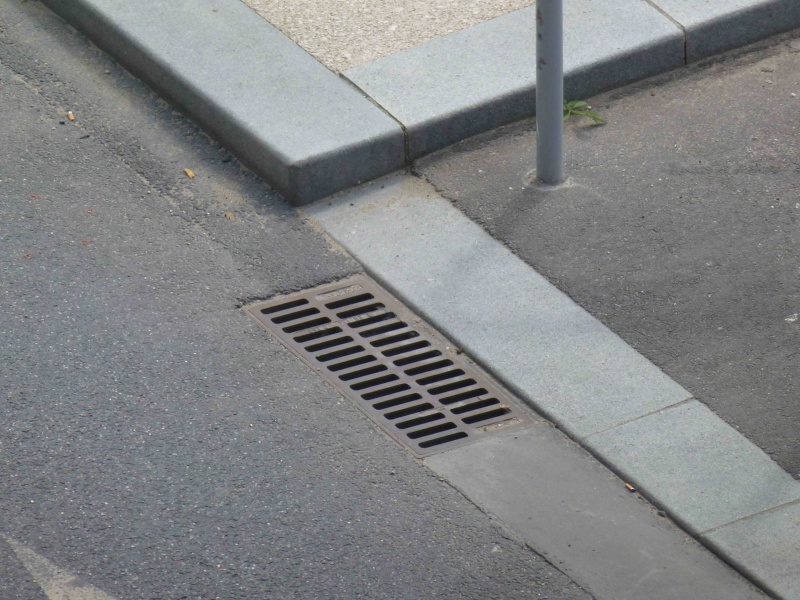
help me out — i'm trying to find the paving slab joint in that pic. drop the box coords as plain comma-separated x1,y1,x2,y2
700,537,788,600
643,0,689,63
575,426,787,600
577,397,695,443
699,498,800,537
340,72,412,166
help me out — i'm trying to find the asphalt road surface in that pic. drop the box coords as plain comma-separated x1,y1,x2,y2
0,2,591,599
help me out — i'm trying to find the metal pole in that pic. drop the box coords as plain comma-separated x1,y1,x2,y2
536,0,564,184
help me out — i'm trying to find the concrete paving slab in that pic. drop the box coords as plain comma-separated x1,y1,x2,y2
585,401,800,535
652,0,800,61
40,0,405,205
426,426,768,600
242,0,531,72
344,1,683,159
704,501,800,600
305,174,691,439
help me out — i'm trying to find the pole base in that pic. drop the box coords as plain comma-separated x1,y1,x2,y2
523,170,571,190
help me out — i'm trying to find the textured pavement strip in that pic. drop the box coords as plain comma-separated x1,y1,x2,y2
241,0,532,72
305,174,800,600
41,0,800,203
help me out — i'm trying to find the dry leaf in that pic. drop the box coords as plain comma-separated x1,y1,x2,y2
23,253,33,259
184,168,195,179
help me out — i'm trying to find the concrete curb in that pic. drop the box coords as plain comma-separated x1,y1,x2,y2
306,174,800,600
41,0,800,203
344,1,684,160
39,0,405,205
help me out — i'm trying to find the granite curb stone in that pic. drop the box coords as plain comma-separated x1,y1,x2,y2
651,0,800,61
306,175,693,438
40,0,405,205
344,1,684,159
425,427,768,600
584,400,800,535
41,0,800,203
307,174,800,599
703,501,800,600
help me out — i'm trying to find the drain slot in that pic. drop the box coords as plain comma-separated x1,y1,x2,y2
244,275,533,457
463,407,512,424
320,346,365,363
451,398,500,414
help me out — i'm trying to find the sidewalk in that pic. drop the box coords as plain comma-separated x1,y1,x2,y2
38,0,800,203
5,0,800,598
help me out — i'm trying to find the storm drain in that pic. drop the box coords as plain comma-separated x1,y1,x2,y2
244,275,533,457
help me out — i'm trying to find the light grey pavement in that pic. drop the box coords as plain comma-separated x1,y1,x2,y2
406,33,800,598
308,171,799,600
0,4,593,599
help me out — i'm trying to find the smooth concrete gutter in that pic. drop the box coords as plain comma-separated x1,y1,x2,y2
40,0,800,203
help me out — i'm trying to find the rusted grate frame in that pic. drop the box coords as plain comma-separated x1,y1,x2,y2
244,275,533,457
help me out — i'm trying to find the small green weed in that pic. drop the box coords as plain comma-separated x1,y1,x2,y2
563,100,606,125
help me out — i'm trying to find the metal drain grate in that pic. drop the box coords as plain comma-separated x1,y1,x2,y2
244,275,533,457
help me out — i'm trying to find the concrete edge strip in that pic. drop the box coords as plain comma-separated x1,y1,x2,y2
44,0,800,204
40,0,405,205
304,174,800,600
